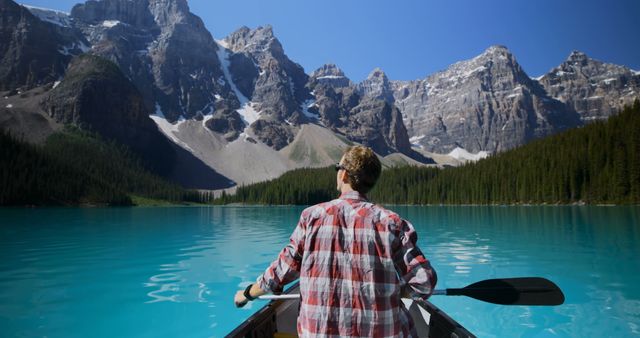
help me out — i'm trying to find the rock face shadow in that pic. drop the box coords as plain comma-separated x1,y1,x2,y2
168,143,235,190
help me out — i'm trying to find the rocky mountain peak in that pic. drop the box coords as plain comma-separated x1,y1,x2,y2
312,64,345,78
435,45,522,81
309,64,351,88
539,50,640,121
367,67,388,80
225,25,275,48
476,45,519,70
70,0,191,28
224,25,283,61
482,45,511,57
70,0,156,27
358,67,393,101
567,50,589,62
395,44,577,153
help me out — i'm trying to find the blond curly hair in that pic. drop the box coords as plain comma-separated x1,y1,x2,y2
341,146,382,194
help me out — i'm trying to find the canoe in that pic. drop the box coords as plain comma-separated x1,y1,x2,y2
226,282,476,338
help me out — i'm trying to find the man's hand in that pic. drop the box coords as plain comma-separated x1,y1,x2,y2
234,290,249,308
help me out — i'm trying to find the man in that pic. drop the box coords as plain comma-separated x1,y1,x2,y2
234,146,437,337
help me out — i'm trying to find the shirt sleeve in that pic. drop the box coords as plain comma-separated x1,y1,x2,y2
392,218,437,300
256,213,306,293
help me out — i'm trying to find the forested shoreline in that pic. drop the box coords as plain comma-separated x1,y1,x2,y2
215,102,640,205
0,127,203,206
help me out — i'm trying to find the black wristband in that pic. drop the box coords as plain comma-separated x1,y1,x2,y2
243,283,256,301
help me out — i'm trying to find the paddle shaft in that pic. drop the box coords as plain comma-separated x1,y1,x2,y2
261,289,444,300
258,277,564,306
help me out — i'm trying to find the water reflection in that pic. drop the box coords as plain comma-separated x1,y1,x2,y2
140,206,304,330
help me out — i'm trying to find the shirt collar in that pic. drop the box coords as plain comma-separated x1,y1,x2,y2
339,191,369,202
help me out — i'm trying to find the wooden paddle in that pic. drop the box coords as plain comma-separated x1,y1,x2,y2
259,277,565,306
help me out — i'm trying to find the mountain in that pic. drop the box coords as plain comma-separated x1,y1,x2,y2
2,0,420,187
3,0,640,191
40,54,177,175
216,102,640,205
391,46,640,154
357,68,395,102
310,64,353,88
537,51,640,122
391,46,581,153
307,65,415,157
0,0,87,90
69,0,234,123
220,25,311,149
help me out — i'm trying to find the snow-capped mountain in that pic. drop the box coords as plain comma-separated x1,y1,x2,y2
390,46,639,154
2,0,639,189
2,0,419,187
391,45,580,154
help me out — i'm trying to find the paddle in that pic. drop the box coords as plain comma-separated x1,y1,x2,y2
259,277,565,306
437,277,564,305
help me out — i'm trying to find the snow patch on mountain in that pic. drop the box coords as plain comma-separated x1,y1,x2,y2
237,103,260,125
448,147,490,162
215,40,261,128
102,20,122,28
409,135,426,148
150,103,193,151
302,99,319,120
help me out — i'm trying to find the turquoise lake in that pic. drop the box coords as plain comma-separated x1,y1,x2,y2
1,205,639,337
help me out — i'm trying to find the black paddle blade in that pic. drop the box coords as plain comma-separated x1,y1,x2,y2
447,277,565,306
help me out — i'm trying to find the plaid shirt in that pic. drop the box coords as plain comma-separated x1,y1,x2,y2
257,191,437,337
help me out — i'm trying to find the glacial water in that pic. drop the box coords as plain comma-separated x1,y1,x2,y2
1,205,639,337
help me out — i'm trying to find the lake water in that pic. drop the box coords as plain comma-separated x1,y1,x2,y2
1,205,639,337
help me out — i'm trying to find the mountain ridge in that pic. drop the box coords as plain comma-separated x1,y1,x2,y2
2,0,639,189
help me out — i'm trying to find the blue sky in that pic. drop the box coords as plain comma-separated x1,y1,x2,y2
20,0,640,82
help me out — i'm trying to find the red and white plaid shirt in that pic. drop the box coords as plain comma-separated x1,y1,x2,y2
257,191,437,337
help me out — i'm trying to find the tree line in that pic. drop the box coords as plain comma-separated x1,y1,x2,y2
0,126,204,206
215,101,640,205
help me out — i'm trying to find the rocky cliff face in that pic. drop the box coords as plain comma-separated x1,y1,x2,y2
308,65,413,156
537,51,640,122
0,0,86,90
357,68,395,102
221,25,311,149
70,0,236,123
40,54,177,174
392,46,581,153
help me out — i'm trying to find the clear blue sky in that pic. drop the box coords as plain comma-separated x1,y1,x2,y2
20,0,640,82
